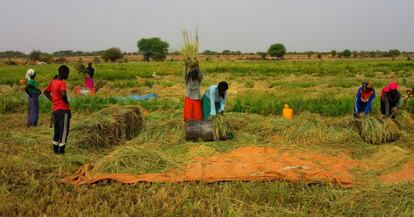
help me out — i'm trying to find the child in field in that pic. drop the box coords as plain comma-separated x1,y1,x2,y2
43,65,71,154
380,82,401,118
24,69,41,127
202,81,228,120
184,63,203,121
354,81,375,118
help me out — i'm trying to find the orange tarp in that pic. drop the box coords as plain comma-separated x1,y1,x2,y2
63,146,355,187
380,160,414,184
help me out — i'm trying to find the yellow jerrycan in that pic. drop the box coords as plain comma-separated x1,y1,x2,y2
282,104,293,120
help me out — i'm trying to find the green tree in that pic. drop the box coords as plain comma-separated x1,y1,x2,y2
222,50,231,55
331,50,337,58
342,49,352,58
267,43,286,60
305,51,314,59
352,50,358,58
317,53,322,60
137,37,169,61
29,50,42,61
388,49,401,58
256,52,267,60
102,47,123,62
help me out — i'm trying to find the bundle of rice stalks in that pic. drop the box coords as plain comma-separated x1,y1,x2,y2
396,110,414,129
96,146,171,174
72,106,143,149
181,30,200,69
212,115,234,140
360,117,401,145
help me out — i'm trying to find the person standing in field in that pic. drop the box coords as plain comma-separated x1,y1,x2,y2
84,62,95,89
202,81,228,120
354,81,375,118
184,63,203,121
43,65,71,154
380,82,401,118
24,69,41,127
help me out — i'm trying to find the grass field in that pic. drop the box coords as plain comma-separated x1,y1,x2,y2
1,59,414,216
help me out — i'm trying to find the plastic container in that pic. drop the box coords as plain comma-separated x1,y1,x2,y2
282,104,293,120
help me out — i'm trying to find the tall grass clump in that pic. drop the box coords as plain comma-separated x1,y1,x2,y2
96,146,171,174
212,115,234,140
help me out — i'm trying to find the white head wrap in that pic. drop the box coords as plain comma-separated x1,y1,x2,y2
25,69,35,80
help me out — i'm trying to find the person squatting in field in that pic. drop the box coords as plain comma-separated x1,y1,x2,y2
202,81,229,120
24,69,42,127
354,81,375,118
380,81,401,119
183,63,203,121
43,65,71,154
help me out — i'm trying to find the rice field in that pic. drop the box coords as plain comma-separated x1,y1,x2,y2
1,59,414,216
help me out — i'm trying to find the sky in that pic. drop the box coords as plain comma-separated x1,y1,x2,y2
0,0,413,53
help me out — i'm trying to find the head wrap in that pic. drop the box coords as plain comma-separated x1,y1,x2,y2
388,82,398,90
25,69,35,80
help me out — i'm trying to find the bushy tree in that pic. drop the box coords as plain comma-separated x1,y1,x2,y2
256,52,267,59
29,50,42,61
202,50,219,55
388,49,401,58
331,50,337,58
317,53,322,60
102,47,123,62
305,51,314,59
342,49,352,58
222,50,231,55
352,50,358,58
137,37,169,61
267,43,286,60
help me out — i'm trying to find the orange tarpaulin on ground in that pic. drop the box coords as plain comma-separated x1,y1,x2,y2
63,146,356,187
380,160,414,184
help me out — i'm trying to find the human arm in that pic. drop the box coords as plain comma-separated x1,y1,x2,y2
218,92,227,114
354,90,362,114
60,81,69,104
43,82,52,101
209,88,217,116
384,92,390,116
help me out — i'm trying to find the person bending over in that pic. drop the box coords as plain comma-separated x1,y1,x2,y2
354,81,375,118
202,81,228,120
380,82,401,119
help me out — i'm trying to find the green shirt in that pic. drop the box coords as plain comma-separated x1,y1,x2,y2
27,79,38,94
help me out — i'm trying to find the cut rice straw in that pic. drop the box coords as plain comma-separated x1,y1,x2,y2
181,29,200,69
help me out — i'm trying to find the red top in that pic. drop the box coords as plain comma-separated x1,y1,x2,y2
45,79,70,112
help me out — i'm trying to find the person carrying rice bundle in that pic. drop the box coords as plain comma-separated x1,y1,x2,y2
202,81,228,120
381,82,401,119
24,69,42,127
43,65,71,154
184,63,203,121
354,81,375,118
181,29,203,121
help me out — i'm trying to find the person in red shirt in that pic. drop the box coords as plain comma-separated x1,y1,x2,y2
44,65,71,154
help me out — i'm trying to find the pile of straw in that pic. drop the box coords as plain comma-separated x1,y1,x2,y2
72,106,143,149
181,30,200,70
360,117,401,145
96,146,170,174
212,115,234,140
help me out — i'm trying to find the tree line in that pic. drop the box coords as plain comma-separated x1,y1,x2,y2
0,37,410,63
